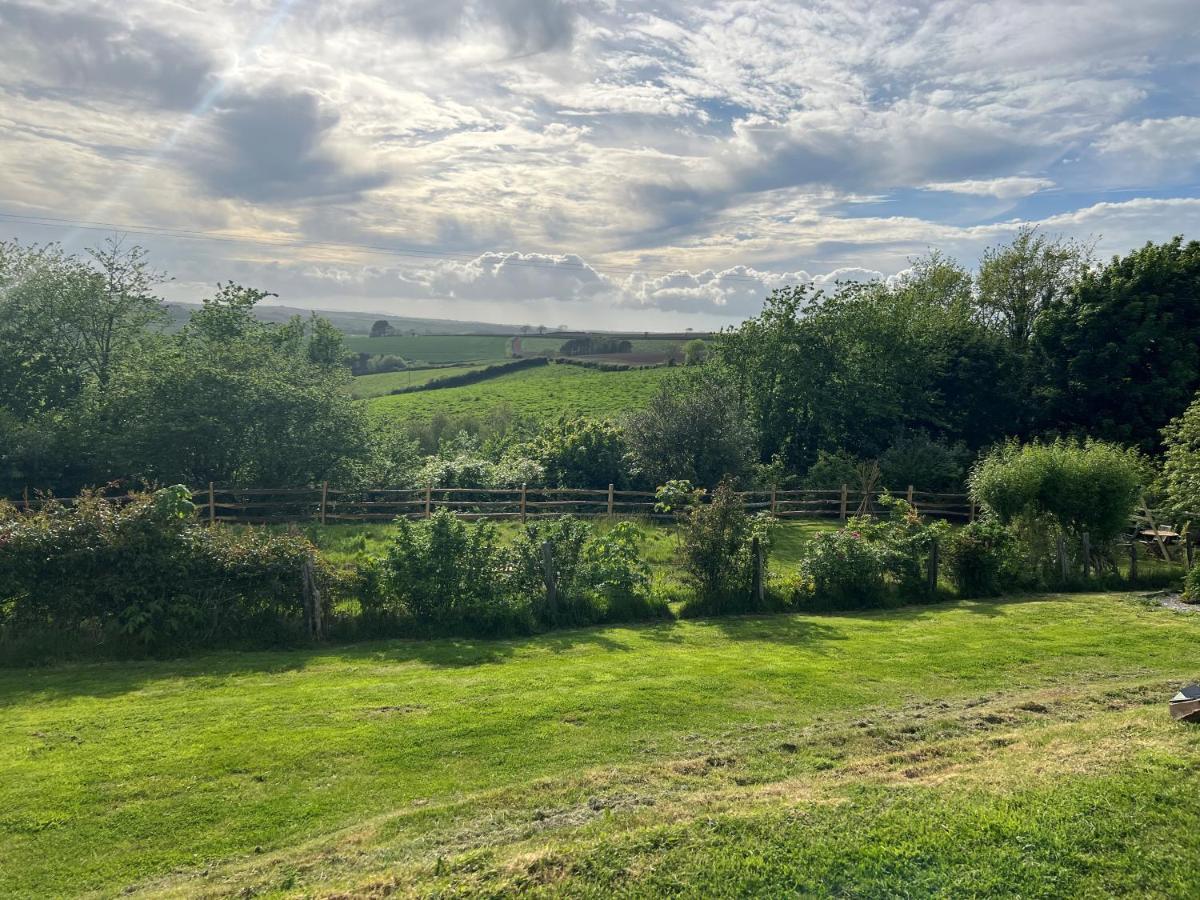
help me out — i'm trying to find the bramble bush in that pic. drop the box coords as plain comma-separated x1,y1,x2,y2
942,518,1021,597
679,480,773,616
0,486,323,658
796,495,946,608
371,512,664,635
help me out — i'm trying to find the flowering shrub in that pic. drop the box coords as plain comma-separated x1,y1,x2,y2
851,494,949,598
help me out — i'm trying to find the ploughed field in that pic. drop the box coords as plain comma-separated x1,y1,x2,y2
4,593,1199,897
363,362,674,424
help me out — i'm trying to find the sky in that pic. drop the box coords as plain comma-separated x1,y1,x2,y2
1,0,1199,329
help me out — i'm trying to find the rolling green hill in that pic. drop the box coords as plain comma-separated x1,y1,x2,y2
345,334,513,363
365,362,673,423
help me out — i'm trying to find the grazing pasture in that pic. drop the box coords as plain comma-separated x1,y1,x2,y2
365,362,674,424
3,594,1198,897
344,334,513,363
348,364,494,399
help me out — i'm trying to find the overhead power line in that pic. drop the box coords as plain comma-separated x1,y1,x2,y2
0,210,796,286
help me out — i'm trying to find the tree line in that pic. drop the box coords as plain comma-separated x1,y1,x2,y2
4,230,1200,515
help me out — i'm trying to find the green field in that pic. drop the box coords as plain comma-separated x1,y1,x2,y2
349,364,496,399
516,336,686,356
365,362,674,423
4,593,1199,897
345,334,513,363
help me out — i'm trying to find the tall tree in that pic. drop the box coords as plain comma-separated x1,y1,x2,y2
976,226,1092,346
1033,237,1200,451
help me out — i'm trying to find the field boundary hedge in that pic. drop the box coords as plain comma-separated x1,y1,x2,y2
387,357,548,395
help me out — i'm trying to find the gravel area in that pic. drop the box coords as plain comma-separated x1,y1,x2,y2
1148,592,1200,613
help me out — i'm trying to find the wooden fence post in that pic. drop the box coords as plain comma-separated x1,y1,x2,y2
302,551,323,641
22,486,29,511
751,536,764,604
425,483,432,519
607,483,615,519
906,484,914,505
839,484,848,523
541,540,557,621
320,481,328,526
770,486,777,515
520,483,527,523
1186,536,1194,570
928,539,939,595
969,498,976,523
208,482,215,525
1081,532,1091,578
1057,533,1069,581
1129,538,1139,583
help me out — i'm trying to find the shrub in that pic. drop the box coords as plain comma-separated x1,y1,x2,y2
801,449,864,490
1183,564,1200,603
943,519,1020,597
797,529,887,608
852,494,948,598
382,511,529,634
523,416,630,488
509,518,663,626
0,486,321,655
970,438,1145,544
679,480,771,616
1162,391,1200,518
878,432,965,492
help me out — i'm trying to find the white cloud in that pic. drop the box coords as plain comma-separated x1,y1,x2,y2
923,177,1055,199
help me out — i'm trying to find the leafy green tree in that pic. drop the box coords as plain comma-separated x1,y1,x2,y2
1160,389,1200,516
523,416,629,488
977,226,1093,347
1033,237,1200,451
623,370,755,487
91,284,370,486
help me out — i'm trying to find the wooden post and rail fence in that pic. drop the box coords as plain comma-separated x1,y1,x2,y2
143,483,979,525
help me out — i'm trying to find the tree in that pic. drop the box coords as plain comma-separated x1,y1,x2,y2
682,338,708,365
524,417,629,488
976,226,1092,347
92,284,370,486
306,314,347,368
75,238,168,387
1160,389,1200,517
369,319,395,338
623,370,755,487
1033,237,1200,451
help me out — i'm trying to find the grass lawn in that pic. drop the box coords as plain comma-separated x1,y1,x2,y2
344,334,512,363
349,364,497,399
365,362,674,424
3,594,1199,897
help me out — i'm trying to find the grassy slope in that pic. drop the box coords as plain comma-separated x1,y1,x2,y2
349,364,496,399
3,594,1199,897
365,363,673,424
345,335,512,363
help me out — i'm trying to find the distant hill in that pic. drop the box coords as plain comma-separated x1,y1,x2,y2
162,303,523,336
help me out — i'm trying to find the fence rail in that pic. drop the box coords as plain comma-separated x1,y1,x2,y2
142,483,974,525
6,483,977,524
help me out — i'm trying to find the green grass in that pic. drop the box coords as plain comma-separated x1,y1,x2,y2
4,593,1199,897
345,334,512,363
365,362,674,424
349,364,497,399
